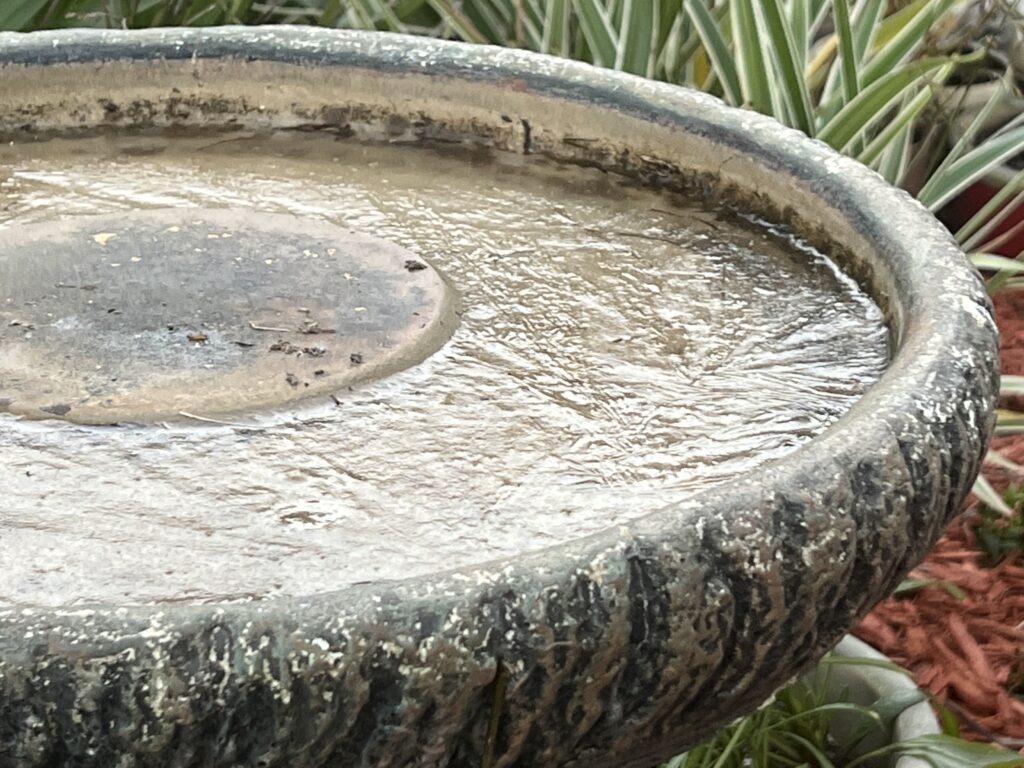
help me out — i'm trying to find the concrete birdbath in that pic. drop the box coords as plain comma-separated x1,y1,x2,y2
0,28,999,768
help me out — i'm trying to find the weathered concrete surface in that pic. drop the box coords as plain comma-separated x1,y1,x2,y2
0,28,999,768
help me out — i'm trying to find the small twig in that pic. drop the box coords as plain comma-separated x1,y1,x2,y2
249,321,290,332
178,411,261,429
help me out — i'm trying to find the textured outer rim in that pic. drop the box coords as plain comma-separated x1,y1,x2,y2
0,28,998,768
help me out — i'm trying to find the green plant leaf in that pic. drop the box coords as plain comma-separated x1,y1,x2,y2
1003,376,1024,396
975,473,1015,517
684,0,741,106
781,732,838,767
541,0,571,56
816,0,958,119
425,0,489,43
859,0,958,88
935,700,962,737
573,0,617,68
788,0,811,67
957,168,1024,248
919,123,1024,211
731,0,773,113
997,409,1024,435
876,112,916,185
818,55,962,152
889,734,1024,768
816,655,910,675
0,0,53,29
751,0,815,134
921,73,1021,213
833,0,860,105
465,0,514,44
859,74,948,168
615,0,656,76
870,688,927,724
972,253,1024,273
894,578,967,600
852,0,886,62
985,450,1024,474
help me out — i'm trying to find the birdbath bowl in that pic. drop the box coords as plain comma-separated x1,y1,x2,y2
0,28,998,768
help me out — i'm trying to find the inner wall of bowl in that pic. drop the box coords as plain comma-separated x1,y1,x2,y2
0,56,903,345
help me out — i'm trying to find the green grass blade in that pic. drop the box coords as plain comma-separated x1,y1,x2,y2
573,0,618,68
684,0,742,105
751,0,815,134
818,55,961,152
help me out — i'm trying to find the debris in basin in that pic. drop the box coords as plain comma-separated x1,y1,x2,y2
249,320,290,332
300,319,336,334
270,339,301,354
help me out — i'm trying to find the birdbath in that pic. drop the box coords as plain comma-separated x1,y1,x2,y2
0,28,998,768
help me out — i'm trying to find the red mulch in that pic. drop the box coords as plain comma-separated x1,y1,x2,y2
852,290,1024,751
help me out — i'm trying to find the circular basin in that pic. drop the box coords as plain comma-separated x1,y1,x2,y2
0,28,999,768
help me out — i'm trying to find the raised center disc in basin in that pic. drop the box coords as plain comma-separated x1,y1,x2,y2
0,209,454,424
